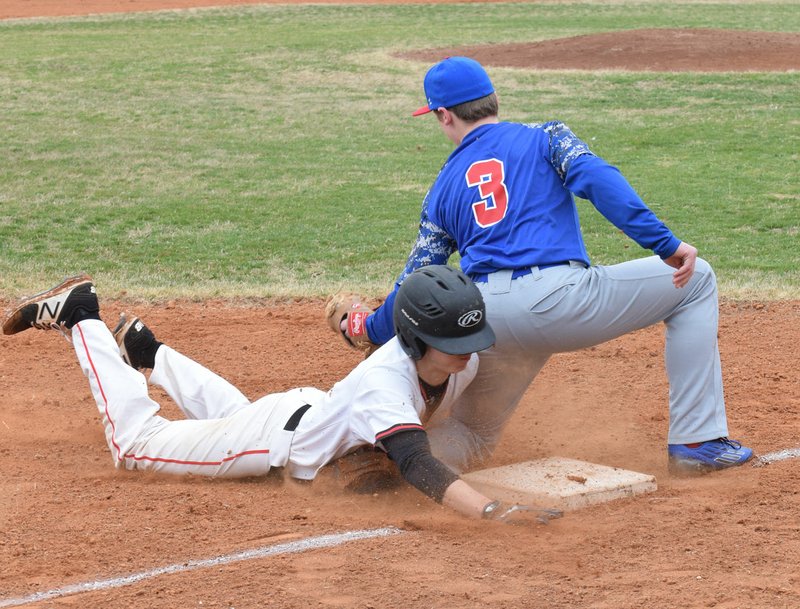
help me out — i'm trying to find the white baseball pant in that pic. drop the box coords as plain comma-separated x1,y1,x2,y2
71,319,304,477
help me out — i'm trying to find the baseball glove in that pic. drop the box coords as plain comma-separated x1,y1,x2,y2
324,292,378,355
324,447,402,494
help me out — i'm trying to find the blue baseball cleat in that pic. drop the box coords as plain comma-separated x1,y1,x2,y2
668,438,754,475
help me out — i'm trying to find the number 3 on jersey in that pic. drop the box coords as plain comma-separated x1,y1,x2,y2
465,158,509,228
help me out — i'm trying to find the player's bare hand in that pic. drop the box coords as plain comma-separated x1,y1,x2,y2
484,501,563,525
662,241,697,289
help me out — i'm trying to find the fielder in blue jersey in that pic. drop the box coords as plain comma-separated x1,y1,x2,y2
334,56,752,475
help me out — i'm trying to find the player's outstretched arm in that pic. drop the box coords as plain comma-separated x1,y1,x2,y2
441,478,494,518
364,199,457,345
383,430,561,524
442,479,562,524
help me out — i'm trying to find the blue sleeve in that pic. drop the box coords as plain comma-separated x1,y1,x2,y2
564,154,681,258
366,196,457,344
366,290,398,345
541,120,594,181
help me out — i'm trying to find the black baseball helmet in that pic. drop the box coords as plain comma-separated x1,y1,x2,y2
393,265,495,360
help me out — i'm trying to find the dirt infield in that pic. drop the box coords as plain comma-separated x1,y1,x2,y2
2,298,799,607
2,2,799,607
400,28,800,72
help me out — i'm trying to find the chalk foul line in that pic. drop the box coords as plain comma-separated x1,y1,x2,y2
4,446,796,607
0,526,404,608
752,447,800,467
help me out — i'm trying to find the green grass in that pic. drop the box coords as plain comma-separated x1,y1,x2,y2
1,2,798,300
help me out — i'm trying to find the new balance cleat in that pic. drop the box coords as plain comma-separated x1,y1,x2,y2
2,274,97,336
113,313,160,369
668,437,754,475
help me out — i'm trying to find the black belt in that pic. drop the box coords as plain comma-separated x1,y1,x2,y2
471,262,572,284
283,404,312,431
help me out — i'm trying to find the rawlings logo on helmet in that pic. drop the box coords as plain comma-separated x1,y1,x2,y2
400,307,420,326
457,310,483,328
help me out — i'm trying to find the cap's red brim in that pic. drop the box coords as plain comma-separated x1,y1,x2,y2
412,105,432,117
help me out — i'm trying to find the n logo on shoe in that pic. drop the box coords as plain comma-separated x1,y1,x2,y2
39,301,60,321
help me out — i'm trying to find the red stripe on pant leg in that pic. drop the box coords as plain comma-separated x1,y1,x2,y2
77,324,271,470
125,448,270,466
75,322,124,462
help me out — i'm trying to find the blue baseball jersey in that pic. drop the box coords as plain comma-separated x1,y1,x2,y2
367,120,681,344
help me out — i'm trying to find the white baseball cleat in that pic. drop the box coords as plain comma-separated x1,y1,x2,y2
2,273,97,336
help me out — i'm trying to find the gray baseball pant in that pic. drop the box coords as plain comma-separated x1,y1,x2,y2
427,256,729,473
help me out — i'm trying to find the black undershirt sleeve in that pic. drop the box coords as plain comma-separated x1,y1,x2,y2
380,429,459,504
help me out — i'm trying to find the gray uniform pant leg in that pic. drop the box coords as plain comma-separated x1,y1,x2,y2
428,256,728,472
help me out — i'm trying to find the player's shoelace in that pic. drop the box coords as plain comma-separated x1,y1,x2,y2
717,438,743,450
29,319,71,341
695,438,748,464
